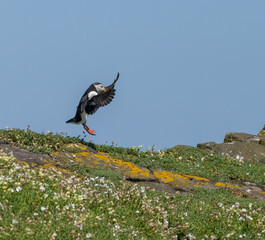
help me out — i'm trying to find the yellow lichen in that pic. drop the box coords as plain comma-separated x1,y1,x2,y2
16,160,29,166
182,174,209,182
215,182,239,188
40,163,72,174
254,190,265,195
153,171,174,183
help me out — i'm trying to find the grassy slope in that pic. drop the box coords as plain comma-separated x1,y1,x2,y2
0,128,265,240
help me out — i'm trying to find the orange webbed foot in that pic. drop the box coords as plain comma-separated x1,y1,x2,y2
83,125,96,136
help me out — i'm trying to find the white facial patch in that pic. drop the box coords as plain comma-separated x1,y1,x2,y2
95,84,105,93
88,91,98,100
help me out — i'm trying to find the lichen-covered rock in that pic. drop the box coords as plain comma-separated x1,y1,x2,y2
197,142,217,150
201,141,265,162
198,130,265,162
258,125,265,137
260,139,265,147
1,139,265,201
224,132,260,143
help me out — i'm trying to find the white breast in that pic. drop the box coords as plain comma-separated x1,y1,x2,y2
88,91,98,100
81,111,88,124
80,91,98,124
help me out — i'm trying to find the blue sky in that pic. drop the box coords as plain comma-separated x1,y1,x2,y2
0,1,264,150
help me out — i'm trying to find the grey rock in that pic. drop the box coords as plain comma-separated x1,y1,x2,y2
224,132,264,144
198,132,265,162
224,132,255,143
197,142,217,150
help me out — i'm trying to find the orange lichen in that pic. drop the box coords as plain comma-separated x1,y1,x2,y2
153,171,174,183
40,163,72,174
93,154,150,177
94,154,109,161
66,143,87,151
254,190,265,195
193,181,209,188
215,182,239,188
182,174,209,182
16,160,29,166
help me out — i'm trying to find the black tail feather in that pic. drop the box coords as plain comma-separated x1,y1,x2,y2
66,117,76,124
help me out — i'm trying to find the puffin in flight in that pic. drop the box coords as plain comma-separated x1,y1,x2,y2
66,73,119,135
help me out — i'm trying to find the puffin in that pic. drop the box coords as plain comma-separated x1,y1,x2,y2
66,73,119,135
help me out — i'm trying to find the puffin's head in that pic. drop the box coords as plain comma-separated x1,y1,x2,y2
93,82,107,93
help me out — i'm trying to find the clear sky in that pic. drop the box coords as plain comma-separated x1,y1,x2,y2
0,1,264,150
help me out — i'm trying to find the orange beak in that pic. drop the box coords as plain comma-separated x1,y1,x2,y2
104,88,107,92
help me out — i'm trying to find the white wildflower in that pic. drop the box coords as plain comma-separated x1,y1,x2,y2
187,233,195,239
51,233,57,239
86,233,92,238
12,219,18,224
115,224,120,230
246,215,253,221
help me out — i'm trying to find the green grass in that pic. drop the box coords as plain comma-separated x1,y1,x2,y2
0,151,265,240
0,128,95,154
96,144,265,186
1,128,265,186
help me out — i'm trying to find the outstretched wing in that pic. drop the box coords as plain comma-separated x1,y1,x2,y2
84,72,119,115
94,88,116,107
84,89,116,115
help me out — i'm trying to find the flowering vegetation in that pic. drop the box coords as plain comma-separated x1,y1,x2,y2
0,128,91,154
0,154,264,239
0,128,265,239
97,144,265,186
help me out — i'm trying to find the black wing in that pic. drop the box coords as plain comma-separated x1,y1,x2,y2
93,88,116,107
85,73,119,114
83,89,116,115
92,72,119,107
